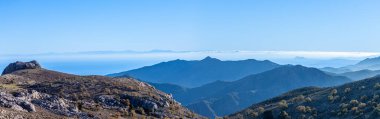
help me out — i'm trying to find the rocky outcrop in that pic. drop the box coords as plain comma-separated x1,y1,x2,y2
32,95,80,116
0,61,203,118
2,60,41,75
0,90,86,117
0,91,36,112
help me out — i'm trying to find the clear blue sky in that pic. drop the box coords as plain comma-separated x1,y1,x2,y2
1,0,380,54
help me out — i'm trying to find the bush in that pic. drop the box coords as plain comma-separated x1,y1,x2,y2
374,104,380,115
350,100,359,105
293,95,305,102
341,108,348,113
279,111,291,119
340,103,349,108
374,83,380,89
360,95,368,101
351,107,361,114
331,89,338,95
328,95,339,102
358,102,366,108
122,99,131,106
328,89,339,102
305,97,312,102
351,107,358,112
340,96,347,102
328,95,334,101
257,107,265,113
130,109,137,117
296,106,307,113
246,110,259,118
278,100,288,109
344,88,351,93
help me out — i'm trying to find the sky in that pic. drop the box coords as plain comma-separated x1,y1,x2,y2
1,0,380,75
1,0,380,55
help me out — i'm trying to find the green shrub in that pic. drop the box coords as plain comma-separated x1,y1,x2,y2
278,100,288,109
374,83,380,89
293,95,305,102
331,89,338,95
374,104,380,115
257,107,265,113
360,95,368,101
344,88,351,93
296,106,307,113
305,97,312,102
350,100,359,105
279,111,291,119
246,110,259,118
358,102,366,108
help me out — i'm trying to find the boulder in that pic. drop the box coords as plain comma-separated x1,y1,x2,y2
2,60,41,75
19,101,36,112
95,95,123,108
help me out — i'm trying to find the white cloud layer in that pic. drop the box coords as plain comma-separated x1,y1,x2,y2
1,50,379,61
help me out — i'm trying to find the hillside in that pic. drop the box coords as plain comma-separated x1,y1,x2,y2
167,65,351,118
0,61,203,118
227,75,380,119
108,57,280,87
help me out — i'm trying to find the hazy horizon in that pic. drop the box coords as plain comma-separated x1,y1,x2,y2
1,49,376,75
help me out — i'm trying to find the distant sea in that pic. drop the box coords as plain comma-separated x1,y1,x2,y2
0,59,162,76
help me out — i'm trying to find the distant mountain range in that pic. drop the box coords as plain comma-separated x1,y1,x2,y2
320,56,380,81
154,65,352,118
108,57,280,87
106,56,380,118
321,56,380,73
227,73,380,119
339,69,380,81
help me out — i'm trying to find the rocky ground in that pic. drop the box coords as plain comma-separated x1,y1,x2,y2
0,61,203,119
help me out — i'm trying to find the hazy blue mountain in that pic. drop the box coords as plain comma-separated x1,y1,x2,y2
357,57,380,66
108,57,280,87
275,57,359,68
321,56,380,74
320,67,352,74
161,65,352,118
346,56,380,71
339,69,380,81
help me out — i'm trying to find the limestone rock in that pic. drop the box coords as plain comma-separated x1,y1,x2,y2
2,60,41,75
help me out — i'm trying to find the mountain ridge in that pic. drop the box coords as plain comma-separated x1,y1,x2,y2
156,65,352,118
108,57,280,87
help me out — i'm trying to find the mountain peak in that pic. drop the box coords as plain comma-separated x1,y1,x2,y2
2,60,41,75
201,56,221,62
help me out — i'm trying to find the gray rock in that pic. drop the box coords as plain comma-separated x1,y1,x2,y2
0,91,36,112
32,95,79,116
19,101,36,112
95,95,124,108
120,95,159,112
2,60,41,75
141,100,158,111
